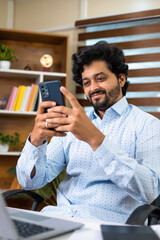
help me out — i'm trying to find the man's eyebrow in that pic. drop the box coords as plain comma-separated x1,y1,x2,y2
94,72,107,78
82,72,107,82
82,77,89,82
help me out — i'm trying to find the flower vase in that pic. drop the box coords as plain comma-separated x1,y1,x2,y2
0,60,11,69
0,143,9,152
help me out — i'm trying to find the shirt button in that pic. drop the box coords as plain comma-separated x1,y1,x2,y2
73,209,77,214
34,151,38,155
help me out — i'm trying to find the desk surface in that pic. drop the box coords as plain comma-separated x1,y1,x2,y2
8,207,111,240
7,207,160,240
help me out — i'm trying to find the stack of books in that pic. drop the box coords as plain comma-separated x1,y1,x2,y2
5,84,39,112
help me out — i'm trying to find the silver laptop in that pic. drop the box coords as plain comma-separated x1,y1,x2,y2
0,194,84,240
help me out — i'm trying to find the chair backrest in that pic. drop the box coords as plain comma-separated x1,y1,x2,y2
126,194,160,225
2,189,44,211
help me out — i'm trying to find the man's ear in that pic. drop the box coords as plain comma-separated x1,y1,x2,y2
119,74,126,88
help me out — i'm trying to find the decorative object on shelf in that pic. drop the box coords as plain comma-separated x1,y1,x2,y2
0,132,20,152
0,44,18,69
40,54,53,71
0,60,11,69
24,60,32,70
0,97,8,109
0,143,9,152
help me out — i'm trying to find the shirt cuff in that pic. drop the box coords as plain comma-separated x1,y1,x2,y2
21,134,47,157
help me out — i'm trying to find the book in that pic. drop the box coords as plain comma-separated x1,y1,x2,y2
5,86,18,110
32,88,39,111
12,86,23,111
25,84,34,111
14,85,26,111
27,84,38,111
19,86,31,111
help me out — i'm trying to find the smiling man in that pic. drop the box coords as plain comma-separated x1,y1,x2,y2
17,41,160,223
82,60,125,117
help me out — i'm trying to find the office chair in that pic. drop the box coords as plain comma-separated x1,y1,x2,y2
2,189,160,225
126,196,160,225
3,189,44,211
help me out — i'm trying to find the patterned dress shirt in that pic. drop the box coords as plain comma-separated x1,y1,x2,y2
16,97,160,223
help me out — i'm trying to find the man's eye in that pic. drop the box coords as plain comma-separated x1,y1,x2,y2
97,77,106,81
83,81,90,86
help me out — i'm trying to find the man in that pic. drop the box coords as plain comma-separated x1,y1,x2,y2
17,41,160,223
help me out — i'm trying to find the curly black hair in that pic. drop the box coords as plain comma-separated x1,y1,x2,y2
72,41,129,96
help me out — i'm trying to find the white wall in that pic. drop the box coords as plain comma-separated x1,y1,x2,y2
87,0,160,17
0,0,8,28
1,0,159,31
13,0,80,31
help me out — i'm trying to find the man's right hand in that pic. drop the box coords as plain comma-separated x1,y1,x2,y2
30,101,67,147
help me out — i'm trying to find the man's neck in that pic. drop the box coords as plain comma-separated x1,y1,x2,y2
96,96,123,119
96,109,105,119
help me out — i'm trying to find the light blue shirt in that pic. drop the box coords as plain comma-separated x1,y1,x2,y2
16,97,160,223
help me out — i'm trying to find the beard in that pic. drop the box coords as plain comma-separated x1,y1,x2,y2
88,84,121,112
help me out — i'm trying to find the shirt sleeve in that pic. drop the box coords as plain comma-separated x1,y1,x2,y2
93,116,160,204
16,135,66,190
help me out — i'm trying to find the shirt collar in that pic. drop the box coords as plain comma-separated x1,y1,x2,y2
110,97,128,116
88,97,128,120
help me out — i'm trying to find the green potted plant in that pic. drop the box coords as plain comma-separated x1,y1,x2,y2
0,132,20,152
0,44,18,69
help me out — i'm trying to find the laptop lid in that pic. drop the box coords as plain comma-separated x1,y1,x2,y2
101,224,159,240
0,194,18,239
0,194,84,240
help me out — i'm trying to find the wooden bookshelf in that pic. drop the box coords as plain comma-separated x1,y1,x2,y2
0,28,68,190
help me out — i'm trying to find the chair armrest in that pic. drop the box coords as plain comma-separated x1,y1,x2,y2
126,204,160,225
2,189,44,211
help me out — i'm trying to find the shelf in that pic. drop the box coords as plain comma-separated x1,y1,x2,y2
0,110,37,116
0,151,21,156
0,69,67,79
0,28,68,190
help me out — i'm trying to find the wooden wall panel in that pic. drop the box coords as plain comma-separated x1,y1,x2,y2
75,9,160,27
127,97,160,106
78,38,160,52
78,23,160,41
128,83,160,92
128,69,160,77
125,53,160,63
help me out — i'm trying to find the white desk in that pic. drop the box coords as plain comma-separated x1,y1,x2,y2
54,217,105,240
8,207,114,240
7,207,160,240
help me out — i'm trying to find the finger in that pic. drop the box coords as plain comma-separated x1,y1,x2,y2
43,122,67,137
54,125,70,132
45,129,67,137
47,107,67,118
60,86,81,109
46,117,70,125
37,101,56,114
47,105,73,117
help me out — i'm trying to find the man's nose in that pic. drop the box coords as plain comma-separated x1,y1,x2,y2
90,80,99,92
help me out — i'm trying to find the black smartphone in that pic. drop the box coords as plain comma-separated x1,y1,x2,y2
39,80,65,113
101,225,159,240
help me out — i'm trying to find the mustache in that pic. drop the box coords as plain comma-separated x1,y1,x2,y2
89,89,106,98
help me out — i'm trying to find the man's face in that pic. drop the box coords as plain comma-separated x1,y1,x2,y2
82,60,125,115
